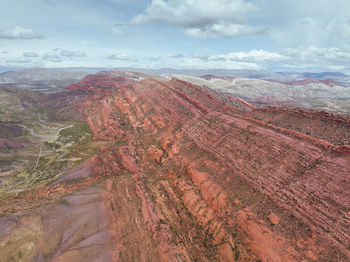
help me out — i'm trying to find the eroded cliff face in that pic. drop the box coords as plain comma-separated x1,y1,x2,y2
1,71,349,262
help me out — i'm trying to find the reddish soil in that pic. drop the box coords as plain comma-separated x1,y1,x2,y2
1,72,349,262
0,182,118,262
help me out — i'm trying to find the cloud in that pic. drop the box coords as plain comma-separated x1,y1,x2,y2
131,0,255,26
185,23,266,38
191,47,350,70
43,52,62,63
192,53,225,61
144,56,162,61
170,54,184,58
193,50,286,63
0,26,46,40
131,0,264,38
108,53,138,62
110,23,128,36
6,58,32,63
215,50,287,63
180,56,262,70
60,49,87,57
2,51,8,54
254,0,350,47
280,46,350,70
191,46,350,71
189,50,280,70
192,53,210,61
23,52,39,58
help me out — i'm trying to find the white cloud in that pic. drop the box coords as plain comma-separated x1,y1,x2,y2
144,56,162,61
218,50,287,62
43,52,62,63
108,53,138,62
185,23,266,38
192,53,226,61
193,49,286,63
192,53,210,61
131,0,264,38
132,0,255,26
281,46,350,70
23,52,39,57
190,47,350,71
253,0,350,47
0,26,45,40
60,49,87,57
170,54,184,58
180,57,262,70
6,58,32,63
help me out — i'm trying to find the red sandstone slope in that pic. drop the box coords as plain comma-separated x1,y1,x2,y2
1,71,349,262
67,72,350,261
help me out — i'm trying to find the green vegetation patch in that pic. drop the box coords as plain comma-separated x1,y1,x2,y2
58,121,93,145
0,121,95,200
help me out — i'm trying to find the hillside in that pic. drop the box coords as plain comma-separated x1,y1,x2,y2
0,68,90,92
0,71,349,261
168,74,350,115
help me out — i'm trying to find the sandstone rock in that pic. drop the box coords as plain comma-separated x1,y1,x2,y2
268,213,281,225
147,145,164,163
2,71,349,262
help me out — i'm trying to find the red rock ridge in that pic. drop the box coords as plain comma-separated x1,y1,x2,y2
249,106,350,146
67,72,135,96
54,72,350,261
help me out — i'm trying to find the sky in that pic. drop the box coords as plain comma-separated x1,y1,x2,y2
1,0,350,72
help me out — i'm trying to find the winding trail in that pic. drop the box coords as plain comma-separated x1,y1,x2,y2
0,124,75,193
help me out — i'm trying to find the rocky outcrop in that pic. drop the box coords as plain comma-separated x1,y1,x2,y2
1,71,349,261
73,72,350,261
249,106,350,145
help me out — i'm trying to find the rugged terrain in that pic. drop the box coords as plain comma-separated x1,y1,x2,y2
119,68,350,86
0,70,349,261
168,74,350,115
0,68,90,92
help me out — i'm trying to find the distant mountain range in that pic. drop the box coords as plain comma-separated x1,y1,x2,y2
0,68,90,91
166,74,350,115
1,67,350,85
0,68,349,114
120,68,350,86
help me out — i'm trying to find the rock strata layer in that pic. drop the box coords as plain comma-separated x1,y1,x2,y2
1,71,349,262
